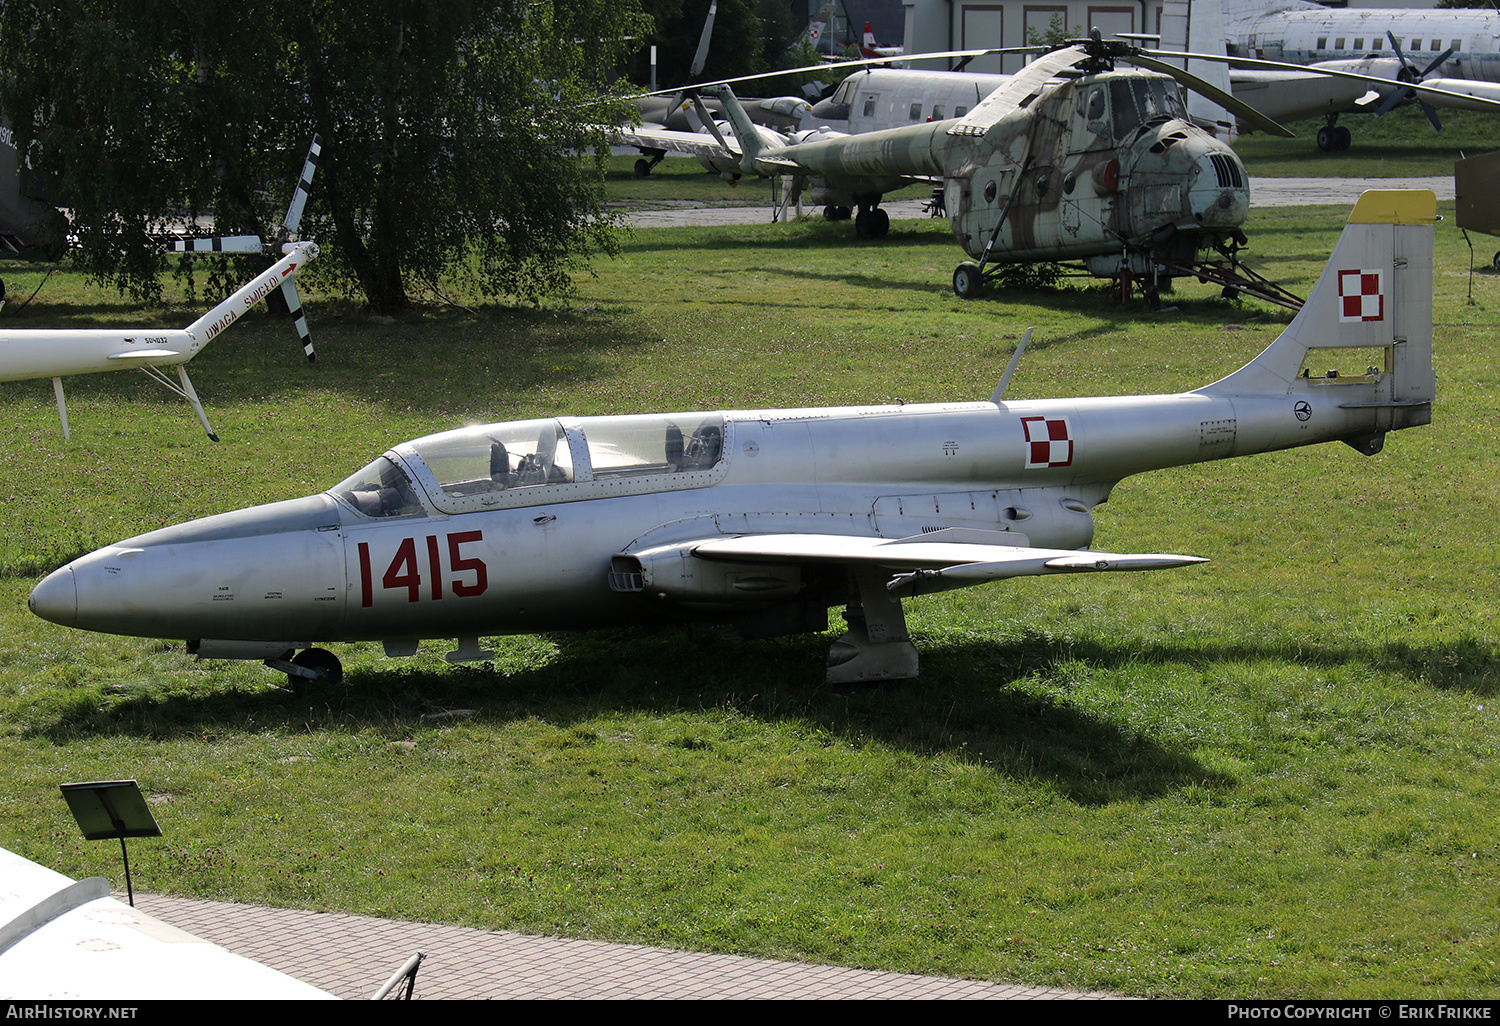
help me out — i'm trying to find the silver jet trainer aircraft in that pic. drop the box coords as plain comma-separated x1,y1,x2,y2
29,191,1437,687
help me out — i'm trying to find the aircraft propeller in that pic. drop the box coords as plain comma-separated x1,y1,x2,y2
174,134,322,362
1375,31,1456,128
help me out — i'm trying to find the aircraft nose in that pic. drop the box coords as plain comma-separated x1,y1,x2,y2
28,565,77,628
1189,147,1249,228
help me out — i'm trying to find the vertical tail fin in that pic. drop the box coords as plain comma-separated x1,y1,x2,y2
1202,191,1436,430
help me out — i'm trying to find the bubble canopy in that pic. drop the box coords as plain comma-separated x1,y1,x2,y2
331,414,729,517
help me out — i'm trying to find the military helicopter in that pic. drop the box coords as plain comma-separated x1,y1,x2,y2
702,33,1295,306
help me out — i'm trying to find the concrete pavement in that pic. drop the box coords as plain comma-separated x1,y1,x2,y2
621,176,1456,228
134,892,1113,1000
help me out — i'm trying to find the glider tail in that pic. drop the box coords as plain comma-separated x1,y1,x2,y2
1200,190,1436,450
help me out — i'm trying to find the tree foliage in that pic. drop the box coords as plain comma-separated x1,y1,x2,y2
0,0,650,312
622,0,815,89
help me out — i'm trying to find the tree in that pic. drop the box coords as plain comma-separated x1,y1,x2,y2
0,0,651,313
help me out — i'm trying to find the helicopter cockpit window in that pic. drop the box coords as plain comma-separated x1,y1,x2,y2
410,420,576,500
331,456,427,519
1110,77,1187,137
1079,85,1110,139
585,413,726,478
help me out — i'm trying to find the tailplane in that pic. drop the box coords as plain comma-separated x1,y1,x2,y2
1201,190,1436,441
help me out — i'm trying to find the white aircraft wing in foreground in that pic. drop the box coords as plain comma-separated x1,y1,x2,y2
0,845,334,1000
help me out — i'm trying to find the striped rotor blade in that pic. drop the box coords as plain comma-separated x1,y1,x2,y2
281,278,315,362
174,235,263,253
282,134,322,237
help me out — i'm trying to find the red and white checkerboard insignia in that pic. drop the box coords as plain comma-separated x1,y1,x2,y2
1022,415,1072,469
1337,268,1384,323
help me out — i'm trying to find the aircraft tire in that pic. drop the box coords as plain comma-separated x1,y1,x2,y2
869,208,889,238
289,647,343,690
1334,126,1352,151
952,261,984,299
1316,126,1336,153
633,158,651,179
855,209,873,237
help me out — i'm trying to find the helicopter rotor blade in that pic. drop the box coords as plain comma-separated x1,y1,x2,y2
1140,47,1500,118
638,45,1048,101
1127,52,1294,137
688,1,718,81
280,134,322,240
174,236,263,253
279,277,315,363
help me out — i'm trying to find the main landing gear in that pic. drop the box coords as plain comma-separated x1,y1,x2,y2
952,260,985,299
266,647,343,691
823,203,889,238
1316,115,1352,153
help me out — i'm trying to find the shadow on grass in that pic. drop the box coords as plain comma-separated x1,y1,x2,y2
39,623,1497,803
30,630,1221,806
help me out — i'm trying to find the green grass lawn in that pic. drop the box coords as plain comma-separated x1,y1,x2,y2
1,199,1498,998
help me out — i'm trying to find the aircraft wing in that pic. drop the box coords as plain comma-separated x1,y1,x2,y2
1198,52,1500,115
0,845,335,999
688,530,1206,593
613,125,737,161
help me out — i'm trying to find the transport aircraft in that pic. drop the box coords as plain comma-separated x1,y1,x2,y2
1220,0,1500,149
28,191,1437,689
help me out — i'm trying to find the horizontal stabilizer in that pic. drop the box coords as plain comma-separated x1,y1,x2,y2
106,348,181,361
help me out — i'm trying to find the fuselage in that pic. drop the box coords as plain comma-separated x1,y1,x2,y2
0,328,199,381
1227,6,1500,83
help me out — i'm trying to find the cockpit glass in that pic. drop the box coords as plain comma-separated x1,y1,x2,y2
1110,77,1187,137
585,414,725,477
331,456,427,518
415,420,575,498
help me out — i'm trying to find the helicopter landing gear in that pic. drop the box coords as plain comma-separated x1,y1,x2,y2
952,261,985,299
1316,117,1351,153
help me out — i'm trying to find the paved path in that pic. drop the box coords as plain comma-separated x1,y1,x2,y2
134,892,1112,1000
622,176,1456,228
